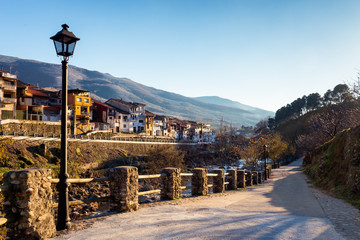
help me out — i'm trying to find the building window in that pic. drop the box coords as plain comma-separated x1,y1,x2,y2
84,98,89,103
123,124,126,128
118,116,121,119
139,120,144,123
76,98,81,102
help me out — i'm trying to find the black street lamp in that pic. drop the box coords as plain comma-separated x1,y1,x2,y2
263,144,268,180
50,24,80,231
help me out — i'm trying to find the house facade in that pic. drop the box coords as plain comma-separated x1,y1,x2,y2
106,99,146,134
0,71,17,120
68,89,91,134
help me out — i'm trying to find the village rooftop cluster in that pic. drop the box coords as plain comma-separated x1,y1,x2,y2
0,70,215,142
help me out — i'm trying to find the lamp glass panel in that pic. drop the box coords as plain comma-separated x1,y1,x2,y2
54,41,64,55
67,42,76,55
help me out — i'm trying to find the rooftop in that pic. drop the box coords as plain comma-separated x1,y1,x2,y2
0,70,17,79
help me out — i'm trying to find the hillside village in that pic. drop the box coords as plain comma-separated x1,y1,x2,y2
0,70,215,142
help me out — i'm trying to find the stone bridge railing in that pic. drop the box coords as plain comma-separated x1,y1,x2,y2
0,164,279,239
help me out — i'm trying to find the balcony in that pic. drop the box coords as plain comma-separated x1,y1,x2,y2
3,84,16,92
1,97,16,104
0,72,17,79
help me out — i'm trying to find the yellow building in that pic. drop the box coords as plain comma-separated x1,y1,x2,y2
68,89,91,135
145,110,155,136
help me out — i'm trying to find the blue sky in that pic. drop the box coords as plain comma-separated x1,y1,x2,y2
2,0,360,112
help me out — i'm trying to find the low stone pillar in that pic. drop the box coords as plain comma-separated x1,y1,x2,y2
226,169,237,190
161,168,181,200
266,168,270,179
237,170,246,188
258,171,263,184
264,168,268,180
212,169,225,193
252,171,258,185
192,168,208,196
245,171,253,186
109,166,138,212
3,169,56,240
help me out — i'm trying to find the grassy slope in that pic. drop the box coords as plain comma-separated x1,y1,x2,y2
303,126,360,208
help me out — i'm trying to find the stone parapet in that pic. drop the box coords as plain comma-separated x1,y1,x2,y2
258,171,263,184
161,168,181,200
252,171,258,185
3,168,56,240
191,168,208,196
245,171,253,187
226,169,237,190
109,166,138,212
237,170,246,188
212,169,225,193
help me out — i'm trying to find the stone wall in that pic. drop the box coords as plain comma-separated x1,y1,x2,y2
0,122,61,137
2,168,56,240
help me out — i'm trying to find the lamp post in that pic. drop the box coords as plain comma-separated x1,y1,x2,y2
50,24,80,230
263,144,267,180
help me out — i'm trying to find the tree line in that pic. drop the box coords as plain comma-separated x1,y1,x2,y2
272,83,352,127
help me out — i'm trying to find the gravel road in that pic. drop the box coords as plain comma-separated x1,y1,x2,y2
52,159,360,240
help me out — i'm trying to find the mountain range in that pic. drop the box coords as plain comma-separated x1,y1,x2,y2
0,54,273,128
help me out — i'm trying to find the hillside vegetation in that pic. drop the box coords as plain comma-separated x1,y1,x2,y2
303,127,360,208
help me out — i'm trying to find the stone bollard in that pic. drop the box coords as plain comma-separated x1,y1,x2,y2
212,169,225,193
258,171,263,184
264,168,268,180
266,168,270,179
237,170,246,188
226,169,237,190
161,168,181,200
192,168,208,196
109,166,138,212
245,171,253,186
252,171,258,185
3,169,56,240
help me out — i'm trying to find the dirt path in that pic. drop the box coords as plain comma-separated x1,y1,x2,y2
52,160,359,240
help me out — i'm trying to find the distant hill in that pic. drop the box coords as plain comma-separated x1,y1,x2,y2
0,54,273,128
194,96,273,119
